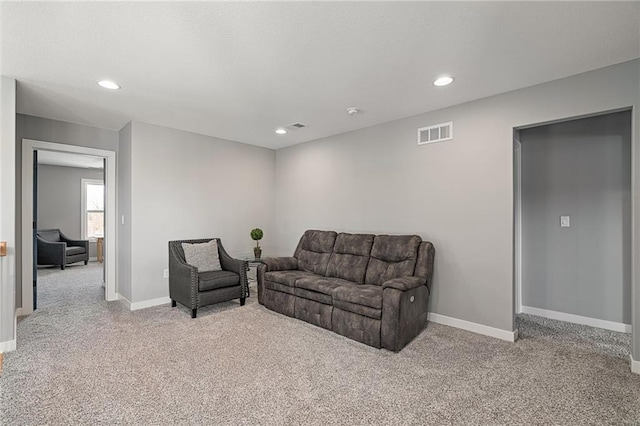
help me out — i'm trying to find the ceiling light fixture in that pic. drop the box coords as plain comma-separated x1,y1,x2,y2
346,107,360,116
433,76,454,87
275,128,287,135
98,80,120,90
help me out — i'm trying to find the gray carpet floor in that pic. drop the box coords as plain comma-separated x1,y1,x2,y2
2,263,640,425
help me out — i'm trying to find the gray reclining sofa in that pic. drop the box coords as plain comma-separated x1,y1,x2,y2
257,230,435,351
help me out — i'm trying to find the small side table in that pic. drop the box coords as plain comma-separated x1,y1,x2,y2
96,237,104,263
242,257,263,297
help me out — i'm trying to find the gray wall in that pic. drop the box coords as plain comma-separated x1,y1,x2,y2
37,164,105,258
521,111,631,324
274,59,639,334
125,121,276,303
15,114,119,308
0,77,16,346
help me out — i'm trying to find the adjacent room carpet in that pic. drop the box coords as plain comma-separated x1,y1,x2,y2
2,263,639,425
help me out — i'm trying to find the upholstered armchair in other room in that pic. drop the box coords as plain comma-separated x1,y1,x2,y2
168,238,248,318
36,229,89,270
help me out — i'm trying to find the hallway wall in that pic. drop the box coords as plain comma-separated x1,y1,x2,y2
521,111,632,324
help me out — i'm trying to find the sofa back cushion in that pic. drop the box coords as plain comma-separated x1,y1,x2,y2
294,230,338,275
37,229,61,242
365,235,421,285
326,233,375,283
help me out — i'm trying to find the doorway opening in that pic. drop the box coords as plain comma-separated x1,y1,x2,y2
513,110,632,359
34,151,105,310
21,140,117,316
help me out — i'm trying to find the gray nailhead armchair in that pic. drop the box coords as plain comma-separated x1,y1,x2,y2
168,238,248,318
36,229,89,270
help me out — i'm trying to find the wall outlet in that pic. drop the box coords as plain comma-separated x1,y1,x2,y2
163,269,169,279
560,216,570,228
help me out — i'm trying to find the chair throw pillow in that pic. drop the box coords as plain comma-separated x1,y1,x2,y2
182,240,222,272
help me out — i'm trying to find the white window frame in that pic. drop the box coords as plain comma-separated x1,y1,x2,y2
81,178,105,240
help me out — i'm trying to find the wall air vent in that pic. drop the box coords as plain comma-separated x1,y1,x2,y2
286,122,307,131
418,121,453,145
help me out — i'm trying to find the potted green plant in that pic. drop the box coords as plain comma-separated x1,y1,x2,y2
251,228,264,259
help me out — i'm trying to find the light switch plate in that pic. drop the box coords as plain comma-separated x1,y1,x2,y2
560,216,570,227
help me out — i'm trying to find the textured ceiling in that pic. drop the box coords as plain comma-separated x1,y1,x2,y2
2,2,639,149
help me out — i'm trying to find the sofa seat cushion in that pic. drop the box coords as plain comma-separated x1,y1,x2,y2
199,270,239,292
332,284,382,310
294,287,331,305
332,284,383,320
294,277,355,305
66,246,86,256
265,280,295,295
264,270,318,288
296,277,352,296
333,300,381,320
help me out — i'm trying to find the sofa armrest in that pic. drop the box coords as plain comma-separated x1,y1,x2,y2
256,257,297,306
65,239,89,251
58,231,87,247
168,243,199,309
218,243,248,298
382,276,427,292
381,284,430,352
218,246,246,276
261,256,298,272
36,236,66,265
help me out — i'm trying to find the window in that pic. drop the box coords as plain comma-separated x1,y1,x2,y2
81,179,104,239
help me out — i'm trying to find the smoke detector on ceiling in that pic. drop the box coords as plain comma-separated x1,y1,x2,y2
346,107,360,116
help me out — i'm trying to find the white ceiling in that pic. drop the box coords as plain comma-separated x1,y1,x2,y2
37,150,104,169
2,2,638,150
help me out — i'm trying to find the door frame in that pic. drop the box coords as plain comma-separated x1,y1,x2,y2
20,139,117,315
513,131,523,317
513,107,634,333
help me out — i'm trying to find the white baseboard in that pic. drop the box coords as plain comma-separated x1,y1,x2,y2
631,355,640,374
428,312,517,342
0,339,16,352
117,294,171,311
521,305,631,333
15,307,26,317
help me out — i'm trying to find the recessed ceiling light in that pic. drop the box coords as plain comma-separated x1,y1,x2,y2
433,76,454,87
98,80,120,90
275,128,287,135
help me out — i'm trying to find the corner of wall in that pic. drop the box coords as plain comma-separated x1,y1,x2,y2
117,121,133,301
631,355,640,374
0,76,17,347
